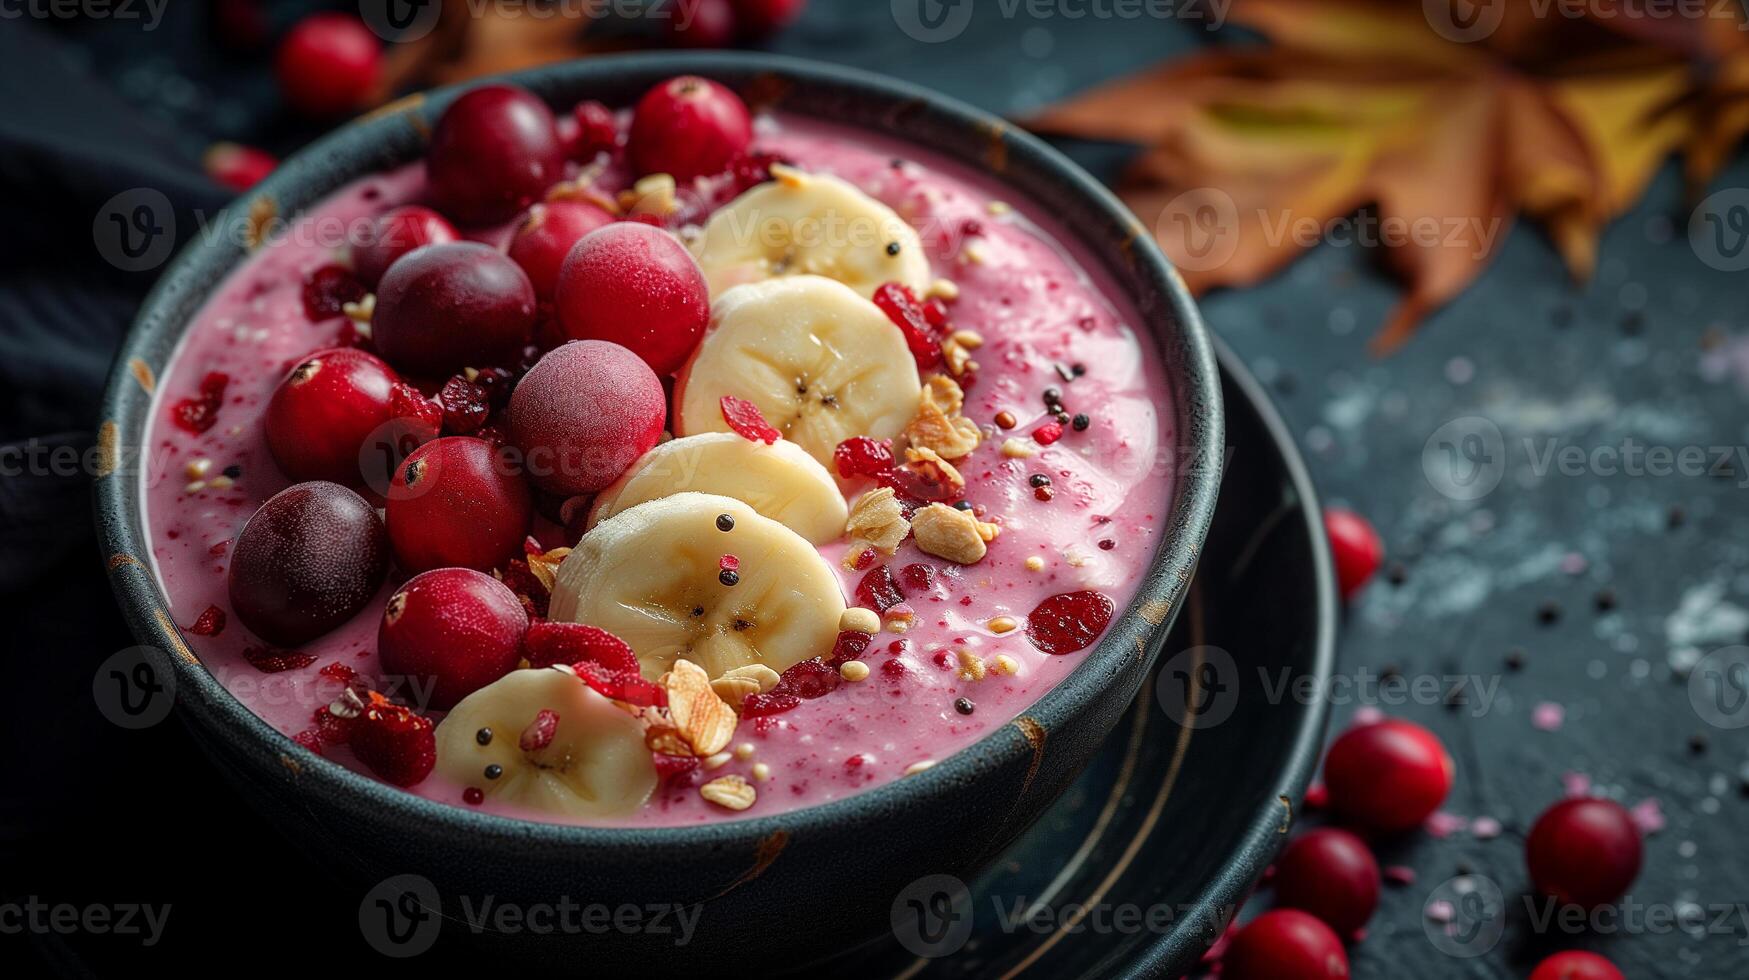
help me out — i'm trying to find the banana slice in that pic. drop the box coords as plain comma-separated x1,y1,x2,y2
690,167,931,299
434,668,656,819
674,275,922,468
550,493,846,681
588,433,849,545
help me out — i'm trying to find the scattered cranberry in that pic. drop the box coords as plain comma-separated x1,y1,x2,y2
242,644,317,673
1025,590,1115,655
834,436,894,479
568,100,619,161
428,84,564,226
872,282,943,370
742,692,802,717
373,242,536,377
506,340,666,495
508,201,614,301
856,564,906,613
437,375,491,434
351,206,458,288
1529,951,1625,980
668,0,738,47
1526,798,1642,909
877,459,963,504
379,568,529,709
554,222,710,375
654,753,700,781
265,348,401,486
774,658,841,699
1272,828,1380,936
1221,909,1349,980
828,630,872,665
186,605,227,637
301,264,368,322
522,622,665,706
228,482,389,646
203,142,276,192
386,436,533,572
1324,507,1383,601
1033,421,1064,445
900,562,938,593
350,692,437,787
274,13,381,117
628,75,752,182
727,149,789,194
171,371,230,434
462,786,485,805
734,0,807,36
1322,719,1453,832
719,395,781,444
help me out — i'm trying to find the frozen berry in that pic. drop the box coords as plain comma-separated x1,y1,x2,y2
1526,798,1642,909
734,0,807,36
379,568,529,709
554,222,709,376
567,100,619,161
386,436,533,573
350,692,436,787
1529,951,1624,980
628,76,752,182
506,340,665,495
228,482,389,646
508,200,613,300
1222,909,1349,980
372,242,536,377
1272,828,1380,936
1323,719,1453,832
668,0,738,47
352,206,458,288
834,436,895,479
1025,590,1115,655
428,84,564,226
265,348,401,486
274,13,381,117
1324,507,1383,600
203,142,276,192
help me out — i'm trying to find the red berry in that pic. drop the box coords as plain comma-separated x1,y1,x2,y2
554,222,709,375
855,565,906,613
1025,590,1115,655
350,693,437,787
1272,828,1380,936
171,371,230,434
523,622,665,707
352,206,458,289
872,282,943,370
428,84,564,226
187,605,227,637
1222,909,1349,980
727,149,790,194
741,691,802,717
668,0,738,47
301,264,368,322
203,142,276,192
900,562,939,593
834,436,894,479
373,242,537,377
733,0,807,35
1033,421,1064,445
719,395,781,444
378,568,529,710
628,76,752,182
437,375,491,434
828,630,872,665
274,13,381,117
653,752,700,781
1324,507,1383,600
265,348,401,486
567,100,619,161
1529,951,1625,980
506,340,666,495
228,482,389,646
509,201,614,301
1526,798,1642,909
774,658,841,699
386,436,533,573
1323,719,1453,832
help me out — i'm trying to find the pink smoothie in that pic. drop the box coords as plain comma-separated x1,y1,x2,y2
142,112,1176,826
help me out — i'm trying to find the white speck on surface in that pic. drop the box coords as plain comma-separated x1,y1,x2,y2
1665,580,1749,650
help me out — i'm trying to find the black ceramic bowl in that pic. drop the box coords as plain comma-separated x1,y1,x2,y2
94,53,1223,968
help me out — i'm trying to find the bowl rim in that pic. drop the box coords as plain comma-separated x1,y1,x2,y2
93,51,1225,851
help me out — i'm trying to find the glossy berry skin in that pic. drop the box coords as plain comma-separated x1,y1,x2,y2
1324,507,1383,600
378,568,529,709
428,84,564,226
1323,719,1453,832
352,206,458,288
386,437,533,573
372,242,536,377
265,347,401,487
1529,951,1625,980
1222,909,1349,980
554,223,709,376
507,340,665,496
628,76,753,182
508,201,614,300
274,14,381,117
228,482,389,646
668,0,738,47
1526,798,1642,908
1272,828,1381,936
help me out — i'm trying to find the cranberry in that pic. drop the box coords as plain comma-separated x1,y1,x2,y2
900,562,938,593
1526,798,1642,909
628,76,753,182
428,84,564,226
834,436,895,479
373,242,537,377
1529,951,1625,980
872,282,943,370
350,692,437,787
506,340,666,495
1221,909,1349,980
855,565,906,613
265,348,401,486
668,0,738,47
203,142,276,192
379,568,528,709
351,206,458,288
774,658,841,699
302,264,368,322
171,371,230,434
228,482,389,646
437,375,491,434
1322,719,1453,832
567,100,619,161
386,436,533,573
508,201,614,300
828,630,872,665
734,0,807,36
1272,828,1380,936
1025,590,1115,655
1324,507,1383,600
727,149,789,194
718,395,781,444
554,222,709,376
274,13,381,117
742,692,801,717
